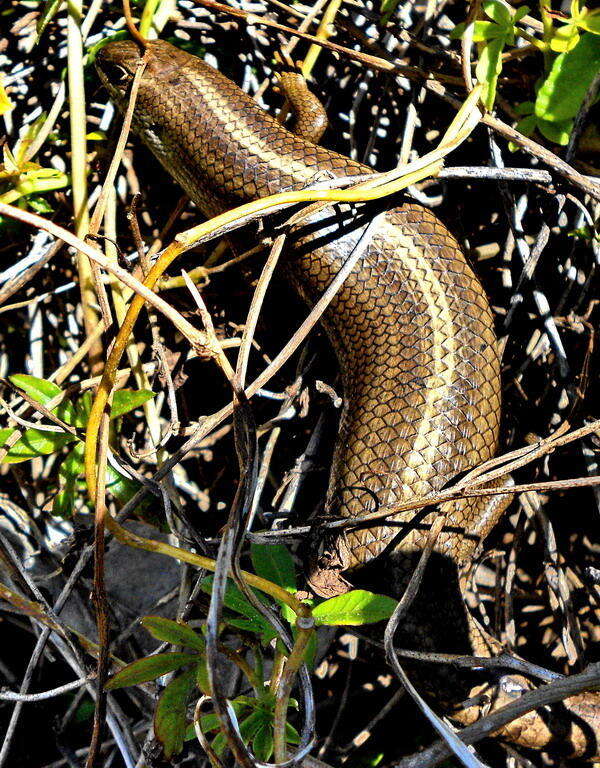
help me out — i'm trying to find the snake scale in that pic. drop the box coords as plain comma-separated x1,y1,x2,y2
96,39,600,759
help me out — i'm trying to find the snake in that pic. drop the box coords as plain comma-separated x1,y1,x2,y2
96,38,600,759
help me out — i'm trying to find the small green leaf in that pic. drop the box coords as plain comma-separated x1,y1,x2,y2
106,652,198,690
450,19,505,41
514,100,534,115
184,713,224,741
472,20,508,41
211,711,267,758
253,725,274,762
537,117,572,145
52,482,76,517
476,36,506,110
0,429,76,464
578,9,600,34
196,656,211,695
54,444,84,516
515,113,537,136
250,543,297,593
550,21,581,52
536,33,600,122
312,590,397,626
483,0,512,25
60,442,85,481
155,668,197,758
85,130,107,141
27,195,53,214
141,616,205,652
227,617,278,645
379,0,401,24
74,391,92,428
285,721,301,745
110,389,154,420
105,464,142,506
199,577,268,621
513,5,530,23
9,374,75,423
200,576,277,644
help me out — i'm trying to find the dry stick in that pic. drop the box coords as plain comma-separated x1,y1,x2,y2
234,234,286,390
0,205,215,356
0,678,91,702
0,240,62,306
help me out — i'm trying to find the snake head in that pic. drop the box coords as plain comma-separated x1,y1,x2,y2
95,40,143,106
95,39,190,120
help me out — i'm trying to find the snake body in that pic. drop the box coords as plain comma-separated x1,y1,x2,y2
96,39,600,758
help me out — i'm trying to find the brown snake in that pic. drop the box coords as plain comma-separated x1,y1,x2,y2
96,39,600,759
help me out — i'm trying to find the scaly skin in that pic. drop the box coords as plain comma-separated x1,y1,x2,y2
96,39,600,757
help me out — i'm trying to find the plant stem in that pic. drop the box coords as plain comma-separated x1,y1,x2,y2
273,609,315,762
66,0,102,373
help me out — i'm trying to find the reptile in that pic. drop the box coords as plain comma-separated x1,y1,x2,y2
96,38,600,758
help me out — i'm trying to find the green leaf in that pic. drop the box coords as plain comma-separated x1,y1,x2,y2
74,391,92,428
550,21,581,52
141,616,205,652
250,543,297,593
312,590,397,626
200,576,277,644
106,652,199,690
379,0,401,24
450,19,506,41
253,724,274,762
578,9,600,34
27,195,53,214
450,21,467,39
0,429,76,464
105,463,142,506
515,113,537,136
514,100,534,115
285,722,301,745
155,668,197,758
536,33,600,122
227,617,278,645
9,374,75,424
537,117,572,145
210,710,264,756
196,656,211,695
36,0,65,42
472,20,508,41
184,713,224,742
52,483,76,517
110,389,154,420
476,36,506,109
513,5,530,23
483,0,512,25
59,442,85,481
85,131,107,141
